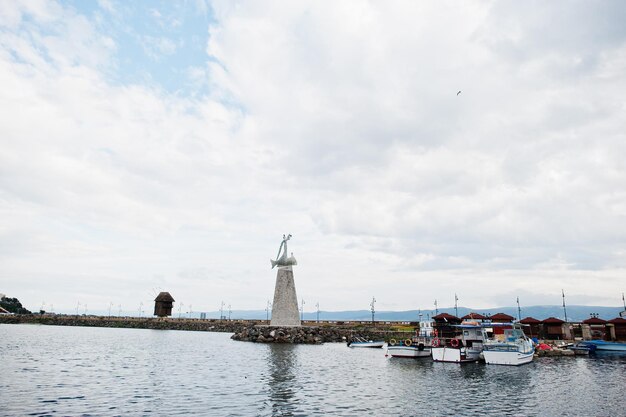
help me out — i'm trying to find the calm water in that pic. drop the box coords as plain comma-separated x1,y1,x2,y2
1,324,625,417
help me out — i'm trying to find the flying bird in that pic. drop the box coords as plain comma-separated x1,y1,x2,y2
457,90,462,96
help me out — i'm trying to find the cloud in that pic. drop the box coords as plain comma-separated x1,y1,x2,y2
1,1,625,312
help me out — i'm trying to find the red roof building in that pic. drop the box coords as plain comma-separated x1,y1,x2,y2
542,317,565,340
490,313,515,322
520,317,541,324
519,317,541,338
432,313,461,323
582,317,607,325
461,312,487,320
608,317,626,341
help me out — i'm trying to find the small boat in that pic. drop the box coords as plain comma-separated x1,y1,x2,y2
431,323,487,363
483,324,535,366
347,337,385,348
578,340,626,352
567,342,593,355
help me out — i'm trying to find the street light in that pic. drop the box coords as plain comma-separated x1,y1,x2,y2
316,302,320,323
300,298,305,321
370,297,376,324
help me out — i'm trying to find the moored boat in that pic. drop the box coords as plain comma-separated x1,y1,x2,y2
483,324,535,366
386,336,432,358
431,323,487,363
578,340,626,352
348,338,385,348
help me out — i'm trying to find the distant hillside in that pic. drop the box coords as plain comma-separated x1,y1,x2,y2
192,305,624,322
52,305,625,322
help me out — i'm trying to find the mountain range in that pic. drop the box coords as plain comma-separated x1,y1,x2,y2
190,305,625,322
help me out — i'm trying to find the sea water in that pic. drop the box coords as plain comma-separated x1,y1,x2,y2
1,324,625,416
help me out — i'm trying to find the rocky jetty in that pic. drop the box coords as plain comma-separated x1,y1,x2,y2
231,325,391,344
0,314,249,333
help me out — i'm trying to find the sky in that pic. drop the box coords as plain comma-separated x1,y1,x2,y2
1,0,625,315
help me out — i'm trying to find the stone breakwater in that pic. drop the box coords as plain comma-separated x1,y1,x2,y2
1,314,406,344
0,314,248,333
230,325,392,344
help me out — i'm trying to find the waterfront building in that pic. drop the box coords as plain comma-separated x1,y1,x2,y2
607,317,626,341
519,317,541,338
489,312,515,335
542,317,565,340
432,313,461,338
582,317,608,340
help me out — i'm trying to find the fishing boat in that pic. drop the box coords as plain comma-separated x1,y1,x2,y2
483,324,535,366
385,317,434,358
386,336,432,358
578,340,626,352
431,323,487,363
347,337,385,348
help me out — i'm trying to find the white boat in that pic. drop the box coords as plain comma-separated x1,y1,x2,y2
348,338,385,348
431,323,487,363
483,324,535,366
386,336,432,358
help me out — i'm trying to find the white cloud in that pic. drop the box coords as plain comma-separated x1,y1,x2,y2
1,1,625,313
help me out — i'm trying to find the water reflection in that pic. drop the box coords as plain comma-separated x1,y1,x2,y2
266,344,300,416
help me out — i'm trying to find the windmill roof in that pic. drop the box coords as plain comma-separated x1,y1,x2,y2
154,292,175,302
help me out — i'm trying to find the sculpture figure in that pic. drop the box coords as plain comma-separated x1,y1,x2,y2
271,234,298,269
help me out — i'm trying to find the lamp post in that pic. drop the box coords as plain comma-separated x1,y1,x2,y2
370,297,376,324
562,289,568,323
316,302,320,323
300,298,305,321
266,300,272,322
434,299,438,316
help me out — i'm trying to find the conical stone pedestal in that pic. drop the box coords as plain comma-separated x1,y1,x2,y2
270,266,301,327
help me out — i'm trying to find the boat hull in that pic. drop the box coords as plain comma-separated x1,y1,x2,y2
581,341,626,352
386,346,431,358
431,347,481,363
348,341,385,348
483,349,534,366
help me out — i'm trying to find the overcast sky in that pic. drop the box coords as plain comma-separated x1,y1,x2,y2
1,0,625,315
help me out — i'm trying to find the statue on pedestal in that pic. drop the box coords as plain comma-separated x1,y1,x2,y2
271,233,298,269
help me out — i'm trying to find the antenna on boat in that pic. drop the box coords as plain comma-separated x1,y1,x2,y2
454,294,459,318
562,289,568,323
622,292,625,311
516,297,522,321
434,299,438,316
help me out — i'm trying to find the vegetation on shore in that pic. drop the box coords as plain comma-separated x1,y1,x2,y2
0,296,31,314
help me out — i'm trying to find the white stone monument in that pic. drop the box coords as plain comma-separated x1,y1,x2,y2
270,234,301,327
